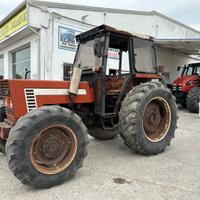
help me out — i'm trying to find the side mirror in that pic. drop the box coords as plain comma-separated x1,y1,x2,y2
177,66,181,71
94,39,104,57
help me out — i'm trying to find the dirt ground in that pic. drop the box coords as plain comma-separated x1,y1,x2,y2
0,108,200,200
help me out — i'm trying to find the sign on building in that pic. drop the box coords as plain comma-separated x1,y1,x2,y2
0,8,27,42
58,26,80,50
108,48,120,59
58,26,119,60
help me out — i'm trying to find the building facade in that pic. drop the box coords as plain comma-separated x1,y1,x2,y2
0,0,200,83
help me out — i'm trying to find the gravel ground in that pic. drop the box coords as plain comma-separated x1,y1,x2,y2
0,108,200,200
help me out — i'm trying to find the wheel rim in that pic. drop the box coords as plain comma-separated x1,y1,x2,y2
143,97,171,142
30,125,77,174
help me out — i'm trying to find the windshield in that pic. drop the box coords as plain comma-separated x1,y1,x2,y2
134,38,157,73
183,64,200,76
74,38,103,71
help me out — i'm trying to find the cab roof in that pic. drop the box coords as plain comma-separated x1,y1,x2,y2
76,24,153,42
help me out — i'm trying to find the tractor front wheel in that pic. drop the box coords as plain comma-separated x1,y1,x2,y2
0,106,6,154
0,139,6,154
6,106,89,188
119,82,177,155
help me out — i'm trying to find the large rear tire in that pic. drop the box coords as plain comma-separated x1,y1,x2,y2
119,82,177,155
6,106,89,188
186,87,200,113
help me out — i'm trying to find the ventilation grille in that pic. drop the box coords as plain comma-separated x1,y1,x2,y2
24,89,37,112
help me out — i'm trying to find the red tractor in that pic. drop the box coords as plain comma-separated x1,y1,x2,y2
172,63,200,112
0,25,177,188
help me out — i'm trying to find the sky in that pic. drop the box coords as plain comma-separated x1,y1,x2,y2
0,0,200,31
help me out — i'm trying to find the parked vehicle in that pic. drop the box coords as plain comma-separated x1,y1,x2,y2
172,63,200,112
0,25,177,188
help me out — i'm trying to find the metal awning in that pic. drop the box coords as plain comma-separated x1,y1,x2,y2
155,39,200,56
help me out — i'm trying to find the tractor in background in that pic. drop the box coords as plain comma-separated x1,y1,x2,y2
0,25,177,188
172,63,200,113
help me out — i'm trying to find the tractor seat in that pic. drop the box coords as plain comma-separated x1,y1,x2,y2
106,77,125,95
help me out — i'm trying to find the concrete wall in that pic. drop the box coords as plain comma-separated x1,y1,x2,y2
48,8,155,36
47,7,200,39
154,15,200,39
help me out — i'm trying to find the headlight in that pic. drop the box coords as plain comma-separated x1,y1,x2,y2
172,84,176,90
4,97,13,108
185,81,191,86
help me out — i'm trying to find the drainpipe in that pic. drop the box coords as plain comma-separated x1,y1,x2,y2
50,14,54,80
27,25,41,80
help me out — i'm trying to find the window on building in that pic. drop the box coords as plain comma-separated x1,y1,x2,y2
0,56,4,79
63,63,73,80
12,47,31,79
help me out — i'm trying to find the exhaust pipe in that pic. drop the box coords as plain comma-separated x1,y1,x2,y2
68,63,82,96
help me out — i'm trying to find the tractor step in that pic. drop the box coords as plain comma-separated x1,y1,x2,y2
103,113,116,119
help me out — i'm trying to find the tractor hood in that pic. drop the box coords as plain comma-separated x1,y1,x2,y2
173,75,198,85
0,79,94,121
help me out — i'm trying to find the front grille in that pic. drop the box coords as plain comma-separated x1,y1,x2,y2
0,81,15,123
173,85,182,91
0,80,10,97
24,89,37,112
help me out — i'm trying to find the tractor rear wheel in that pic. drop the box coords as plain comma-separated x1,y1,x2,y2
6,106,89,188
119,82,177,155
186,87,200,113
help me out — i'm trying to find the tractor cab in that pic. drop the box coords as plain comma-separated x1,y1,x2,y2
0,25,177,188
71,25,161,117
172,62,200,106
180,63,200,77
174,63,200,88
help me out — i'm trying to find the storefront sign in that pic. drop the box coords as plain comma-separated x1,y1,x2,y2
58,27,80,50
108,48,120,59
58,26,120,59
0,8,28,42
